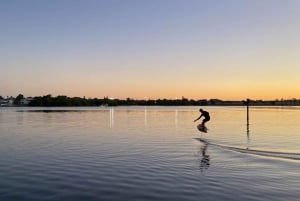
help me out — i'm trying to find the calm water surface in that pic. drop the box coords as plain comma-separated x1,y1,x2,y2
1,106,300,201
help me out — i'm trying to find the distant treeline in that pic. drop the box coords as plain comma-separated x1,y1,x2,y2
26,95,300,107
2,94,300,107
28,95,200,106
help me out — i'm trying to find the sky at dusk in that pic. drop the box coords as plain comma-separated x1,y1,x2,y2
1,0,300,100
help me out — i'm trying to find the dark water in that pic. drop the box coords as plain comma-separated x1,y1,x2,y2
1,106,300,201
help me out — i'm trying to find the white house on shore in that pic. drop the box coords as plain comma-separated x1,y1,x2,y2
0,97,15,106
0,97,33,106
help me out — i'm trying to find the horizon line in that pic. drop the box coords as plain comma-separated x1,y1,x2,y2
2,94,300,102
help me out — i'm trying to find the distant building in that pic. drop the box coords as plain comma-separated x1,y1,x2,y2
20,97,33,105
0,99,5,106
0,97,15,106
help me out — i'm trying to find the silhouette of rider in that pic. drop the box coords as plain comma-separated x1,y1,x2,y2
194,108,210,126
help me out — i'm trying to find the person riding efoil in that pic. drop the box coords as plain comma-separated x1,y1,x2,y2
194,108,210,126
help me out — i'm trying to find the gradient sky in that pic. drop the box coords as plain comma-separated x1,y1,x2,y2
1,0,300,100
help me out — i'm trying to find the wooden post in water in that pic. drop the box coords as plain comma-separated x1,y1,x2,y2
246,98,250,124
246,99,250,139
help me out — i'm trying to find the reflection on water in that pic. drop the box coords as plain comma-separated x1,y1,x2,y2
110,108,114,128
246,114,250,148
199,142,210,173
144,107,147,127
106,107,180,129
175,109,178,128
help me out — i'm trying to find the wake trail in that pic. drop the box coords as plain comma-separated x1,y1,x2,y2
195,138,300,161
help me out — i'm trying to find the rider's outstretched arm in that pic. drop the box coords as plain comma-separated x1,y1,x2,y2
194,116,201,122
